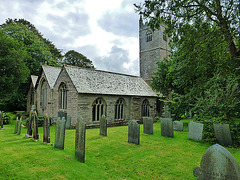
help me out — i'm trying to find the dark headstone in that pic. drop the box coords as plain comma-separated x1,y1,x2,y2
0,110,3,129
54,117,66,149
100,115,107,136
173,121,183,131
66,115,71,129
32,111,39,140
188,121,204,141
194,144,240,179
143,117,153,134
160,118,174,137
17,118,22,135
213,124,233,146
75,117,86,163
43,114,50,144
26,110,33,138
128,120,140,145
58,111,67,121
14,117,19,134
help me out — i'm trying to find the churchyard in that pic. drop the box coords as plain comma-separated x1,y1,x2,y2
0,117,240,179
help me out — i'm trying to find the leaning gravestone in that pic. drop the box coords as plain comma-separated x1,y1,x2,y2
188,121,204,141
54,117,66,150
17,118,22,135
75,117,86,163
128,120,140,145
213,124,233,146
160,118,174,137
14,117,19,134
100,115,107,136
43,113,51,144
143,117,153,134
194,144,240,179
66,115,71,129
173,121,183,131
32,111,39,140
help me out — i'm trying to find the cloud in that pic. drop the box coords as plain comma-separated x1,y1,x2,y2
93,46,139,75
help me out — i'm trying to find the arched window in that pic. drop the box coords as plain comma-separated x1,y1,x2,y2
142,99,150,117
146,31,152,42
92,98,106,121
115,99,124,120
59,83,67,109
40,79,47,108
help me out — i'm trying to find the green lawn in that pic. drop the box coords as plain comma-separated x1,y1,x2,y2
0,120,239,180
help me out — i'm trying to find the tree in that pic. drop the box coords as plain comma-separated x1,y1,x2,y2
135,0,240,61
0,29,29,109
63,50,95,69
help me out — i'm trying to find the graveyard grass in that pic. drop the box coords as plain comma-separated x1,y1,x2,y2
1,120,240,180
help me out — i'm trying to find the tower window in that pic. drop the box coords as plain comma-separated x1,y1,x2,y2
59,83,67,109
146,31,152,42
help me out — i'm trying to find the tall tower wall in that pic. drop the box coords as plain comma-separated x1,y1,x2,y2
139,17,171,84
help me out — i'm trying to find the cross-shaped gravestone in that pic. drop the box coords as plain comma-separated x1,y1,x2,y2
128,120,140,145
160,118,174,137
188,121,204,141
194,144,240,179
75,117,86,163
54,117,66,149
143,117,153,134
100,115,107,136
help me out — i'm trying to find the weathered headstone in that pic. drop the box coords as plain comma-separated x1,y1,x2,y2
194,144,240,179
160,118,174,137
43,113,51,144
128,120,140,145
26,109,34,138
173,121,183,131
58,111,67,121
66,115,71,129
188,121,204,141
213,124,233,146
0,110,4,129
17,118,22,135
14,117,19,134
54,117,66,149
100,115,107,136
75,117,86,163
32,111,39,140
163,106,171,118
143,117,153,134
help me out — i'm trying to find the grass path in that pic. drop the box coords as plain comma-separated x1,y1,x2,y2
0,120,239,179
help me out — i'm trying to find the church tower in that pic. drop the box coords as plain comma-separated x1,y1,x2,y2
139,15,171,84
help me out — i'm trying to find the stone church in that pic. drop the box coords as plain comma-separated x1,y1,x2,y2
26,16,170,127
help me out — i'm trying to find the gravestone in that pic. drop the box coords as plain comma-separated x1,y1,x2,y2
0,110,4,129
43,113,50,144
194,144,240,179
213,124,233,146
75,117,86,163
100,115,107,136
128,120,140,145
188,121,204,141
58,111,67,121
163,106,171,118
54,117,66,150
26,109,34,138
14,117,19,134
173,121,183,131
66,115,71,129
17,118,22,135
32,111,39,140
188,110,193,119
160,118,174,137
143,117,153,134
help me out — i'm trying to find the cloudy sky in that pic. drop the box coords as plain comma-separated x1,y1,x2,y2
0,0,143,76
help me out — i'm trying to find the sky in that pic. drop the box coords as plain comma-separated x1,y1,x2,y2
0,0,144,76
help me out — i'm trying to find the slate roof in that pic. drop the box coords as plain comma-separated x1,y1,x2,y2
64,65,157,97
42,65,61,89
31,75,38,88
